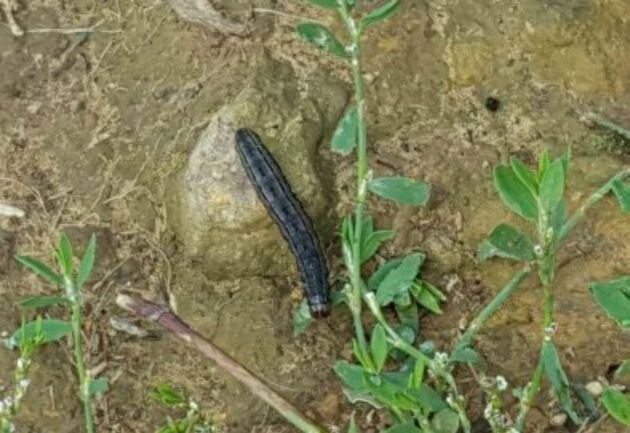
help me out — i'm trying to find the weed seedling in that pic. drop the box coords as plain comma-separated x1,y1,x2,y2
153,383,219,433
14,233,105,433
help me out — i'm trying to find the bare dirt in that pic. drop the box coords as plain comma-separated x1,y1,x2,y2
1,1,630,432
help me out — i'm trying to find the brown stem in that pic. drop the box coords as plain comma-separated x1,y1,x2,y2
116,295,326,433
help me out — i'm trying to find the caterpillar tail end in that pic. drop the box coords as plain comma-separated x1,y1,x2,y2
308,295,330,318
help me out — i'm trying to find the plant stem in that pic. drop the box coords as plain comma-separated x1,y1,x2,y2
65,277,94,433
63,275,94,433
338,1,370,353
514,359,544,431
116,295,326,433
453,268,531,356
514,278,555,432
584,112,630,141
364,293,472,433
558,169,629,242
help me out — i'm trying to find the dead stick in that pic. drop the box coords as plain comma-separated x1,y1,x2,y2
116,294,326,433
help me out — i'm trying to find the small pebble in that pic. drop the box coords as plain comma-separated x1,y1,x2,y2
550,413,567,427
586,380,604,397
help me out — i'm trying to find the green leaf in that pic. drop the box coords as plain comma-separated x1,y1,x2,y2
15,256,62,286
539,160,565,215
493,165,538,221
353,339,375,371
589,277,630,328
9,319,72,348
368,177,430,206
538,150,550,180
422,280,447,301
431,409,460,433
292,299,314,336
361,0,400,29
450,346,483,365
410,282,443,314
408,358,425,389
304,0,339,9
602,388,630,426
364,374,417,411
57,233,74,276
550,199,568,238
347,415,360,433
477,223,535,262
406,384,448,413
370,324,388,373
383,423,422,433
334,361,368,393
612,177,630,213
376,254,423,305
510,158,538,195
296,23,349,58
18,295,69,309
361,230,395,264
542,341,580,423
332,106,358,155
89,377,109,396
367,258,403,291
77,234,96,289
395,302,419,335
153,383,186,406
331,290,347,307
615,360,630,380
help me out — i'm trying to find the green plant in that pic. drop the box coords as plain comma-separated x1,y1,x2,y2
462,151,630,431
295,1,471,432
590,277,630,426
14,233,104,433
1,319,46,433
153,384,219,433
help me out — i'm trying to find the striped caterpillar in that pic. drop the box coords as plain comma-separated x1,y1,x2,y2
234,128,330,317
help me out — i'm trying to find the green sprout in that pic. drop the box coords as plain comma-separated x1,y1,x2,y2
153,383,219,433
14,233,104,433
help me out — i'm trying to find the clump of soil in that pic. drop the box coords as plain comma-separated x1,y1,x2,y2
1,0,630,432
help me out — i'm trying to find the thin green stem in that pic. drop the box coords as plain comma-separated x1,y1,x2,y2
453,268,531,356
65,277,94,433
339,1,370,354
585,112,630,141
558,169,629,242
514,359,544,431
514,280,554,432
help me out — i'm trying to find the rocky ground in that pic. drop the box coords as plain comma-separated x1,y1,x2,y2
1,0,630,432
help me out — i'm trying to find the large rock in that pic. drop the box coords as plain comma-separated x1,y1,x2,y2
166,54,347,279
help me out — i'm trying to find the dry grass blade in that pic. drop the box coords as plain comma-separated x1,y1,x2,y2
0,0,24,36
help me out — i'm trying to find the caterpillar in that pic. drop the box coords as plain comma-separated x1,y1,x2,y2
234,128,330,317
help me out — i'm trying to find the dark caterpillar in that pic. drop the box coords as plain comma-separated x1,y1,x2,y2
234,128,330,317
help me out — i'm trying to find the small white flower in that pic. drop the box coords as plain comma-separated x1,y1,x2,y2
496,375,508,391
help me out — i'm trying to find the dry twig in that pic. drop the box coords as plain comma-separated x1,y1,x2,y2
116,294,325,433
